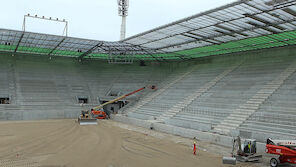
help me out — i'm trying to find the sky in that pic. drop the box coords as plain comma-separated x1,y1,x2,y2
0,0,236,41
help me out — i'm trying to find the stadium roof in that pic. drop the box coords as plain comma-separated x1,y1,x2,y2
0,29,164,61
1,0,296,61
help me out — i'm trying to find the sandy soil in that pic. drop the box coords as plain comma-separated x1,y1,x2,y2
0,119,258,167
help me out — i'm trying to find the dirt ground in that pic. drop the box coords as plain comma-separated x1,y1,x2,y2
0,119,259,167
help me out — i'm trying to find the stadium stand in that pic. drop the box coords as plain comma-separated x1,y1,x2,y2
238,61,296,139
0,0,296,144
124,48,296,140
0,55,172,120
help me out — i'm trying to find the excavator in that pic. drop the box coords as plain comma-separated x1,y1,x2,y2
266,138,296,167
78,86,151,125
230,136,262,162
223,136,262,165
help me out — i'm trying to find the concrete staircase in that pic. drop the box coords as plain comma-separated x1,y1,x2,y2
127,65,199,113
214,61,296,135
157,62,242,121
7,62,16,104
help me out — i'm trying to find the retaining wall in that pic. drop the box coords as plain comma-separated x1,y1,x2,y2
112,114,267,153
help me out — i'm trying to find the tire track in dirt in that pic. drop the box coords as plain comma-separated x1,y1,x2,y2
121,135,171,156
0,120,260,167
17,123,79,158
0,121,76,159
0,121,73,152
39,124,105,167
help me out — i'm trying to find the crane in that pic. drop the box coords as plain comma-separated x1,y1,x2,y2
78,86,150,125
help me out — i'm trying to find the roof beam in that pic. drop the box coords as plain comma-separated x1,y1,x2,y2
186,32,220,44
47,38,66,56
96,43,146,61
124,1,295,50
14,32,24,53
269,12,296,28
283,8,296,16
246,14,286,31
241,2,288,30
182,34,200,40
78,42,104,59
186,36,296,57
132,45,166,62
155,17,296,50
215,24,249,37
215,29,236,37
247,21,279,34
126,43,188,61
207,13,248,32
121,0,248,42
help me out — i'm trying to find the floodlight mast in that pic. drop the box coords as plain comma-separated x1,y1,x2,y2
118,0,129,40
22,14,68,36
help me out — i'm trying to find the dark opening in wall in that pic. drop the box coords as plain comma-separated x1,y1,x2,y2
0,97,10,104
110,92,118,96
78,97,88,104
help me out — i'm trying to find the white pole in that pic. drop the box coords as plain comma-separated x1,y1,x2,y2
118,0,128,40
120,16,126,40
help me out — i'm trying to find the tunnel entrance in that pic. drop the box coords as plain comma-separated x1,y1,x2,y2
78,97,88,104
0,97,10,104
100,100,128,116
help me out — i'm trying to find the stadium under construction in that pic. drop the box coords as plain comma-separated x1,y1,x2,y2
0,0,296,166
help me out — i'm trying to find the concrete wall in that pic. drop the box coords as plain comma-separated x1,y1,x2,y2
112,115,233,146
0,54,188,120
0,47,248,121
112,114,268,153
122,46,296,142
1,46,296,151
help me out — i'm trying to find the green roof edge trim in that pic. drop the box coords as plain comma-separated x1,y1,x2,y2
0,30,296,60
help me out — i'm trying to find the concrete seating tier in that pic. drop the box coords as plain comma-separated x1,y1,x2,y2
127,61,235,119
237,63,296,136
239,121,296,136
129,54,296,138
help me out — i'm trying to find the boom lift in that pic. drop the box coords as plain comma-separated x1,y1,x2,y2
78,86,148,125
266,138,296,167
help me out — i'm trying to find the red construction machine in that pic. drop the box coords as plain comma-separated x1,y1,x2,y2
78,86,150,125
91,87,146,119
266,138,296,167
91,109,107,120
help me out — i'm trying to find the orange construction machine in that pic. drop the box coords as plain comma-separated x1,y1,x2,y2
78,86,149,125
91,109,107,120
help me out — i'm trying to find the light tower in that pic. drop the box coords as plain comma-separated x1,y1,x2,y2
118,0,129,40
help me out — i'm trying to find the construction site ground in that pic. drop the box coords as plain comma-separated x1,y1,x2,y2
0,119,274,167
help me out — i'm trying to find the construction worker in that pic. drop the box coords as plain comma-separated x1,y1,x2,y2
248,141,251,153
193,137,197,155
